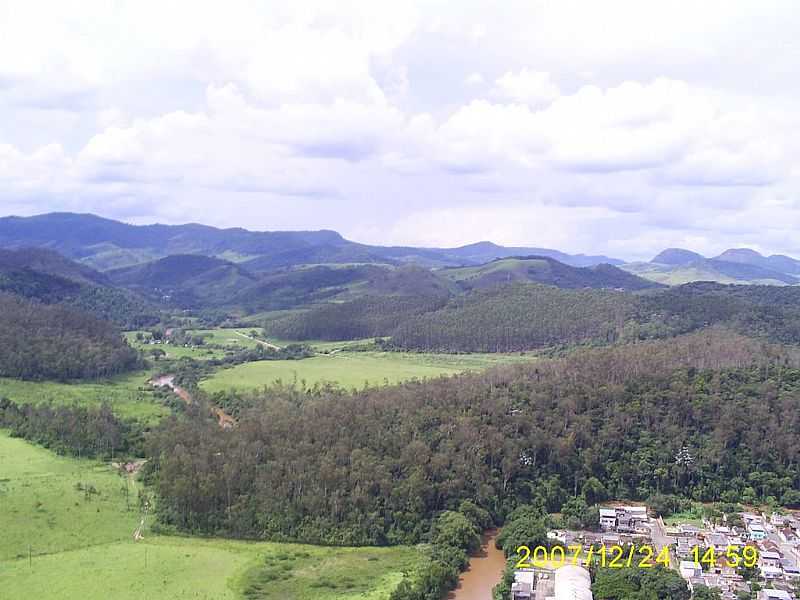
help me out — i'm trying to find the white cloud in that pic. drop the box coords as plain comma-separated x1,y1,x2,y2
493,69,560,106
2,0,800,260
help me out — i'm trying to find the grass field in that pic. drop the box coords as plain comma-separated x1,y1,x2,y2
126,328,268,361
0,370,168,423
200,350,535,392
0,432,141,562
0,432,423,599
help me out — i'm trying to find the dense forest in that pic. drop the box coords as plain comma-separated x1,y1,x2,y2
145,328,800,547
392,283,635,352
0,293,142,380
0,399,138,458
0,248,160,329
265,279,800,352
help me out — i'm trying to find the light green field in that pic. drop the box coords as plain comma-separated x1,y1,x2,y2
0,432,422,599
0,370,168,423
0,432,141,561
188,328,265,349
201,350,535,392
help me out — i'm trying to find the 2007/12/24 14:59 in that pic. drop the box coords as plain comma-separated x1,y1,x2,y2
515,545,759,570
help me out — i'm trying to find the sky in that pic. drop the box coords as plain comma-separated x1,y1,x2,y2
1,0,800,261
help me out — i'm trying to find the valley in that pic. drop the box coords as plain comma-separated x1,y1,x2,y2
3,212,800,600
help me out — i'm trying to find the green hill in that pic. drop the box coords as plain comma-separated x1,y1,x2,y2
0,292,141,381
108,254,258,308
0,248,159,328
442,256,659,291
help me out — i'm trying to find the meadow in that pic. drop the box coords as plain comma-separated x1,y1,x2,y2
200,350,535,392
0,431,423,600
0,370,168,423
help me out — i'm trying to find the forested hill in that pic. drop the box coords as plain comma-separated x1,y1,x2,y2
147,328,800,545
266,280,800,352
0,212,623,270
107,254,258,309
0,293,141,381
441,256,659,291
0,247,159,329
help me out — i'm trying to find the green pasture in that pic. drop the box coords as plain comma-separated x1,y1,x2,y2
0,371,168,423
200,350,535,392
0,432,422,599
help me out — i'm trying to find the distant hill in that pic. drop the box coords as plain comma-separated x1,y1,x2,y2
0,212,623,271
651,248,706,266
624,247,800,286
715,248,800,275
0,248,159,328
441,256,659,291
108,254,258,309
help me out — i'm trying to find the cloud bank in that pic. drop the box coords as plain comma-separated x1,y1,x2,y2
1,0,799,260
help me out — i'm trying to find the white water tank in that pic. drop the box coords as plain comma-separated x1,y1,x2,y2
554,565,593,600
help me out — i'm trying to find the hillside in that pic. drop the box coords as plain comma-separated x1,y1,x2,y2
391,283,637,352
108,254,258,308
624,247,800,286
0,293,141,381
0,248,159,328
441,256,659,291
0,212,624,271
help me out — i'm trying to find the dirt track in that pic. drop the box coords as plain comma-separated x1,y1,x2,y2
150,375,235,429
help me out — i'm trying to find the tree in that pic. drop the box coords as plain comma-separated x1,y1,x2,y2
693,585,722,600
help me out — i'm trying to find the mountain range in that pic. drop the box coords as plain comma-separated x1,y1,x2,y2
0,213,623,271
1,213,799,288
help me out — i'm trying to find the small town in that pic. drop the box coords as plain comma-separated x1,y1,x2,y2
511,505,800,600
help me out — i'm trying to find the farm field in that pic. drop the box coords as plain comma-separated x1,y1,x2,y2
0,432,423,600
0,370,168,423
200,350,535,392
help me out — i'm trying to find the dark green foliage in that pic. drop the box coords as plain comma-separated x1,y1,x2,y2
0,398,139,458
266,294,447,341
592,566,690,599
0,293,142,380
692,585,722,600
560,496,600,531
445,256,658,291
495,508,548,557
147,329,799,547
393,283,635,352
0,247,160,328
108,254,258,309
389,508,483,600
646,493,692,518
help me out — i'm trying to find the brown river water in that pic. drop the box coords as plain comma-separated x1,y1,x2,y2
447,530,506,600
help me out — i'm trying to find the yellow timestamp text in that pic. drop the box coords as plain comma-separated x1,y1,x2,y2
692,545,758,568
515,545,671,569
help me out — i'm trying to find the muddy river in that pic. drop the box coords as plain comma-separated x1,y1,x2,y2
446,530,506,600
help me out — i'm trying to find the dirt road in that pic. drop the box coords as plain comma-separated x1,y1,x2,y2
150,375,235,429
234,330,282,350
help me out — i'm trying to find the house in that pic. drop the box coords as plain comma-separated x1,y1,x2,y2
599,509,617,530
781,559,800,579
680,524,701,536
749,523,767,541
707,533,730,553
680,561,703,579
761,551,782,569
779,528,799,544
771,513,788,527
512,570,535,600
756,589,791,600
761,566,783,580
